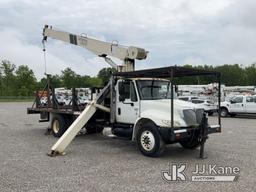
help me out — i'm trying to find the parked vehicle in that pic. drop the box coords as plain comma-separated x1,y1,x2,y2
191,99,217,116
27,25,222,158
28,67,222,157
77,96,89,105
40,97,48,106
220,95,256,117
178,96,198,101
56,95,65,106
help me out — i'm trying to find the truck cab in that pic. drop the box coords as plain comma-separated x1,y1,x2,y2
115,78,198,127
220,95,256,117
112,78,218,156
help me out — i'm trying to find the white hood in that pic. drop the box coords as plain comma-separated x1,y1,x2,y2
140,99,197,127
221,101,230,107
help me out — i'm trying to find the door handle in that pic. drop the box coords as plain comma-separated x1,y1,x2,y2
241,104,244,107
118,108,121,115
122,101,134,106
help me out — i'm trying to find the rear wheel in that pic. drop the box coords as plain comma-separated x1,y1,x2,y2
51,114,69,137
220,108,228,117
136,123,165,157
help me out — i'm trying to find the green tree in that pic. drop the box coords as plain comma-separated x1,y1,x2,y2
1,60,16,96
244,64,256,85
0,66,3,96
61,67,77,88
97,67,117,85
214,64,246,86
87,77,102,87
15,65,37,96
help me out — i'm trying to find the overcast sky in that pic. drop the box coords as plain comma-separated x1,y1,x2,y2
0,0,255,80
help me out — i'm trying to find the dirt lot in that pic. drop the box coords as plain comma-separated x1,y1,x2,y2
0,102,255,192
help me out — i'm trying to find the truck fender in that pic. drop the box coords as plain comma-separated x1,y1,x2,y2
220,106,229,112
132,118,157,141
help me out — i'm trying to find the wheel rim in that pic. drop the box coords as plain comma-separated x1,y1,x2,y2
52,120,60,134
221,110,226,117
140,130,155,151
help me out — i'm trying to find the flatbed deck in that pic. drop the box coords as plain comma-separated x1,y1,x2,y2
27,107,84,115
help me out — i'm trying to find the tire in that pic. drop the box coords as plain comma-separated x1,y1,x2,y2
86,125,104,134
208,112,214,116
136,122,165,157
230,113,237,117
179,130,200,149
51,114,69,137
220,108,228,117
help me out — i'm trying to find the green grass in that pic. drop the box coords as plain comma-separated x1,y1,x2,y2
0,96,34,102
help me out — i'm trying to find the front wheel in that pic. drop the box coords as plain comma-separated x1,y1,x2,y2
220,108,228,117
136,123,165,157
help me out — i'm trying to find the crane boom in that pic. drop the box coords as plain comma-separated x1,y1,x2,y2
42,25,148,71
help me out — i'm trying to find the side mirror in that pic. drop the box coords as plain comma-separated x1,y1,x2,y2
230,100,235,104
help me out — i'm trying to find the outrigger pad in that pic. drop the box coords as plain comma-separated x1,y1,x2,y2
47,150,66,157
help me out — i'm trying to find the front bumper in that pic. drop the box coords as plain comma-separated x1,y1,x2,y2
158,124,221,143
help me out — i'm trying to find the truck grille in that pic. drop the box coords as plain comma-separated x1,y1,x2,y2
195,109,204,124
183,109,204,126
183,109,197,126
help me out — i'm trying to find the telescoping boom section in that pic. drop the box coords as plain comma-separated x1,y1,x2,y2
43,25,148,72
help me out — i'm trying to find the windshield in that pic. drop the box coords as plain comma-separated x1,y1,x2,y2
136,80,175,100
230,96,243,103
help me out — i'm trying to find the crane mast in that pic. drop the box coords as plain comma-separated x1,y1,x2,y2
42,25,148,72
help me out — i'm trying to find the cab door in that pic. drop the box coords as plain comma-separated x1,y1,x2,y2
244,96,256,113
116,80,140,124
229,96,245,113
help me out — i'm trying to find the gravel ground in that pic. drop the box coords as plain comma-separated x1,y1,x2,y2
0,102,255,192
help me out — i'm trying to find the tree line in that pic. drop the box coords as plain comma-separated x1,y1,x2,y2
1,59,256,96
0,60,116,96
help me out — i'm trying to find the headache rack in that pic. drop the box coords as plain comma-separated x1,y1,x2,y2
27,74,102,121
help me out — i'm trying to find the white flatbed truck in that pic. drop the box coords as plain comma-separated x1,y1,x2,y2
27,26,222,158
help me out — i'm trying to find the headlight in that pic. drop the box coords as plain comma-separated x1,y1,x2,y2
161,120,181,127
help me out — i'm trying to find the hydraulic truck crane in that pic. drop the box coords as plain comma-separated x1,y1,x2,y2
28,25,222,158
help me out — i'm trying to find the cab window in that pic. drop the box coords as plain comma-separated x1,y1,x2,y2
231,96,243,103
246,96,254,103
118,81,137,102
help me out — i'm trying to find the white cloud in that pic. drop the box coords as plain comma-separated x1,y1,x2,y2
0,0,256,80
0,29,108,80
